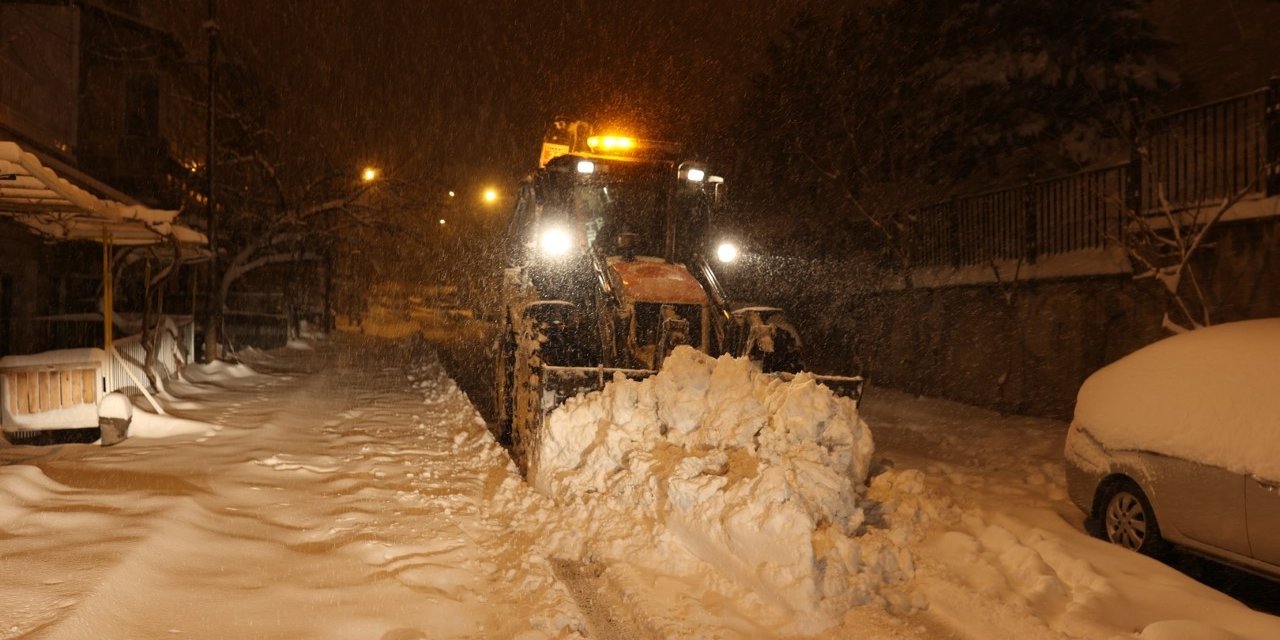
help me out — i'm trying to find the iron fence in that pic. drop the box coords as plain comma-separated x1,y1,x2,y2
906,79,1280,268
908,164,1128,268
1141,88,1270,209
109,316,194,395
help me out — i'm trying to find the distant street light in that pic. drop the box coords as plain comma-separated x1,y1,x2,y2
483,188,498,204
448,190,455,198
438,219,446,225
361,166,379,183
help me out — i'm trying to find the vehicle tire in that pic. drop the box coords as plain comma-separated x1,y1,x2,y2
1098,479,1165,555
742,310,805,373
761,316,804,373
511,307,555,477
511,303,594,479
491,326,515,446
510,314,540,477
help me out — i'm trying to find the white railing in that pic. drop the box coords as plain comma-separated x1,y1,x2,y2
109,316,195,415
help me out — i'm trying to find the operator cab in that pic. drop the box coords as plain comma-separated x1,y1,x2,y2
506,136,720,270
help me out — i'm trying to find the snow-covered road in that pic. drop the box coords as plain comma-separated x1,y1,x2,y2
864,388,1280,639
4,335,1280,640
0,339,583,640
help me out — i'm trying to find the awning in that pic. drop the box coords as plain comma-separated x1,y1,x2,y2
0,140,208,250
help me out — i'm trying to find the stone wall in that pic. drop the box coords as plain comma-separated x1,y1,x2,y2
837,277,1165,418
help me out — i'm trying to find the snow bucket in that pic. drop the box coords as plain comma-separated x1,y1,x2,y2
99,417,130,446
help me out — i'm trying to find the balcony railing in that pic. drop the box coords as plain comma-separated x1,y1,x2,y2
905,80,1279,268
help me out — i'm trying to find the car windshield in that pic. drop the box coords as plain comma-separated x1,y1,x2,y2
578,163,670,258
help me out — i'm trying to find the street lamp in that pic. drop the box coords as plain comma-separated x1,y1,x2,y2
361,166,379,183
483,188,498,204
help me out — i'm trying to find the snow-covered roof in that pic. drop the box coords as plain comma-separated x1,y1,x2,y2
0,140,207,248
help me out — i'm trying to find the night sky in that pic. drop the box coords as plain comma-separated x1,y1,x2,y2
140,0,1280,201
146,0,803,199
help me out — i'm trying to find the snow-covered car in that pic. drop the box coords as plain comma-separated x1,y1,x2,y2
1064,318,1280,579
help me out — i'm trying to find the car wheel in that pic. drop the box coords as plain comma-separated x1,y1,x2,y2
1100,480,1164,555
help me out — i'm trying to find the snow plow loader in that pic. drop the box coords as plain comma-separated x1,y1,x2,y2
493,121,862,475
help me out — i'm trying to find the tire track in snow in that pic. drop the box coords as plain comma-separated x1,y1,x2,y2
550,559,652,640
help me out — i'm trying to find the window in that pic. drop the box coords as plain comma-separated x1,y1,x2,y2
124,74,159,140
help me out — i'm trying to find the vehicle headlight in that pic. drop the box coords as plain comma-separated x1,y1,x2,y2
539,226,573,257
715,241,739,264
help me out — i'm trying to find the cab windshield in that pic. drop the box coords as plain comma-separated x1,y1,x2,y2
576,162,671,259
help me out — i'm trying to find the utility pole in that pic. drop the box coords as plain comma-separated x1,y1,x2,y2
323,249,333,332
203,0,220,362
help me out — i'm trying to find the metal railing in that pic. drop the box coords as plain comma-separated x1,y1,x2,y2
109,316,195,414
1141,88,1269,209
905,79,1280,268
908,164,1128,268
109,316,193,391
223,311,289,350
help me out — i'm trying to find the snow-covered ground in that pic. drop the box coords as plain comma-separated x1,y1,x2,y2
863,387,1280,640
2,335,1278,639
0,338,584,640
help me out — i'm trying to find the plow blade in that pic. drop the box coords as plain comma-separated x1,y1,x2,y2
538,365,865,422
539,364,657,417
776,372,866,406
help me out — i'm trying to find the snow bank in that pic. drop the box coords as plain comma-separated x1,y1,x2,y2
285,338,315,350
96,392,215,440
181,360,258,383
534,347,919,634
1074,319,1280,480
128,409,215,439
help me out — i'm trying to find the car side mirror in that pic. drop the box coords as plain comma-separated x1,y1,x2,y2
708,176,725,209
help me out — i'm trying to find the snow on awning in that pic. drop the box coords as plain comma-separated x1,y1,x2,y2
0,140,208,249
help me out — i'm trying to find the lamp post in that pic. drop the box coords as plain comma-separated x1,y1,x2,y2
320,166,378,332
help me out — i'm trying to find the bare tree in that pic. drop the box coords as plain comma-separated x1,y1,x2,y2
1122,181,1254,333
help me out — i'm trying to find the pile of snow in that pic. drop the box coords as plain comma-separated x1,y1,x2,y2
181,360,258,383
1074,318,1280,480
864,387,1280,640
534,347,924,634
96,392,214,439
128,409,215,439
285,338,315,351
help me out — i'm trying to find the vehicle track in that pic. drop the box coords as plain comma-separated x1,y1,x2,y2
551,558,653,640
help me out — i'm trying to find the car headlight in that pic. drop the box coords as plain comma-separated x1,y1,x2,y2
539,226,573,257
715,241,739,264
